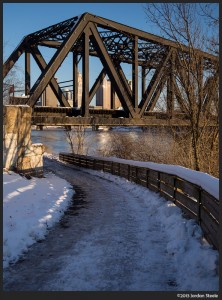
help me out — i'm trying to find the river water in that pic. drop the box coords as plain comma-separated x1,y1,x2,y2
31,126,173,158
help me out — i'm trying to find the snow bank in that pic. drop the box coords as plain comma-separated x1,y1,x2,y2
3,171,73,268
88,155,219,200
3,156,219,290
82,168,219,291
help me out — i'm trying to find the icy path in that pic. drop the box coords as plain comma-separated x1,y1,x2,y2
3,157,218,291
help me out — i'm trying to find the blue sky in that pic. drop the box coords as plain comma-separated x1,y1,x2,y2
3,3,155,54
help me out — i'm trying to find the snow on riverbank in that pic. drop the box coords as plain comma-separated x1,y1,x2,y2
3,170,73,269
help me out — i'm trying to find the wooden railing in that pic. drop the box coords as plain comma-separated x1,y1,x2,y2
59,153,219,250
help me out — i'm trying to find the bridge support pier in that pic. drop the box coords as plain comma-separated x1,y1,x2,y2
3,105,45,177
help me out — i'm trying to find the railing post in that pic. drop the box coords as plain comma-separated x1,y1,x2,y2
146,169,149,188
135,167,138,184
197,188,202,225
173,176,176,204
108,161,112,174
157,172,160,191
128,164,130,181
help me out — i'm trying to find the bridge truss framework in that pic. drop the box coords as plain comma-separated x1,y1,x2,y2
3,12,219,126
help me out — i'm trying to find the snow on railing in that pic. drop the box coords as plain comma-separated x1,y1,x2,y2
59,152,219,250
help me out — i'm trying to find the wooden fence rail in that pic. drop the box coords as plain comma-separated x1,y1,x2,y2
59,152,219,250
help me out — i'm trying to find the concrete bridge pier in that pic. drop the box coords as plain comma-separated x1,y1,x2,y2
3,105,45,177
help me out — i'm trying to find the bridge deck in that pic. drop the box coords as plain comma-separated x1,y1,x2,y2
32,107,217,127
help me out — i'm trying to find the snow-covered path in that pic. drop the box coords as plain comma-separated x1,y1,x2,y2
3,157,219,291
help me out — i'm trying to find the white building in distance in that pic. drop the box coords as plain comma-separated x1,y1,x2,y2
96,77,123,109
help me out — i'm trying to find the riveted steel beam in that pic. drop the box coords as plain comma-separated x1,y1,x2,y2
89,22,136,118
38,40,62,48
114,62,132,100
202,74,219,113
25,51,31,95
147,74,168,112
89,67,106,103
3,40,26,78
26,15,80,43
82,27,90,116
167,50,176,116
132,36,138,109
3,11,218,120
30,46,70,107
32,115,217,127
26,14,89,107
88,13,218,62
111,84,115,109
174,81,188,113
141,67,147,96
139,48,173,117
73,53,78,107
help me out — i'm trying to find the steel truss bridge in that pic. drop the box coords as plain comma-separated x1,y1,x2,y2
3,12,219,126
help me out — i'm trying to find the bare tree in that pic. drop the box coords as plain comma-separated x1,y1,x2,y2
143,3,219,173
198,3,219,55
64,126,88,155
3,42,24,105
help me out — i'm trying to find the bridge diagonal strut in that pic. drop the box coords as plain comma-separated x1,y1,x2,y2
3,40,26,79
82,27,90,116
114,62,133,101
26,14,90,107
30,46,70,107
3,12,218,126
173,81,188,113
202,72,219,114
89,67,106,103
89,22,137,118
146,74,169,112
139,48,173,117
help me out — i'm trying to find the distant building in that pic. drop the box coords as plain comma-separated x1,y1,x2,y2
62,88,73,107
39,73,131,109
39,74,83,107
96,77,122,109
41,84,59,107
73,71,83,108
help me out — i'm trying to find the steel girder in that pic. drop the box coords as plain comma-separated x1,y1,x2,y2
25,15,80,43
89,68,106,103
26,14,90,107
3,12,218,121
139,48,173,117
89,22,136,118
30,46,70,107
82,27,90,116
3,39,26,78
